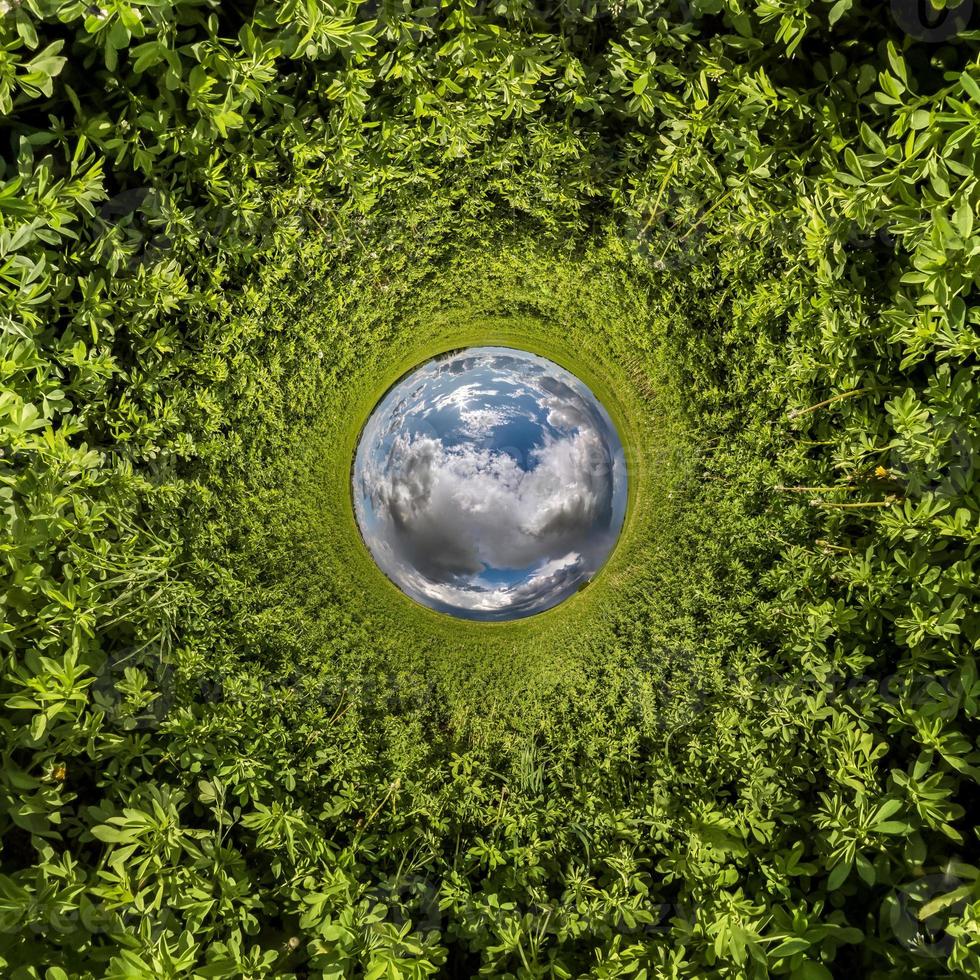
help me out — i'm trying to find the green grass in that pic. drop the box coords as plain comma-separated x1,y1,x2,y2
183,226,696,749
3,4,979,977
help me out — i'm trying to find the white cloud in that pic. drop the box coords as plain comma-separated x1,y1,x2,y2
366,428,611,579
392,551,584,615
459,404,515,438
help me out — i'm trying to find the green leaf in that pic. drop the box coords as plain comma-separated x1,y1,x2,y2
827,858,852,891
771,937,812,957
108,19,131,51
960,71,980,104
879,72,905,101
886,41,908,86
918,883,973,920
792,961,833,980
875,820,910,834
90,824,134,844
29,713,46,741
954,198,974,238
828,0,852,25
730,13,753,36
872,799,903,824
16,10,39,49
26,41,68,80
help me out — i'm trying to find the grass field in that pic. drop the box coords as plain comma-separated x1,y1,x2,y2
3,3,978,976
185,227,698,750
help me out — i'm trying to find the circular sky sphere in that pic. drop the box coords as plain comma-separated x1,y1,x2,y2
352,347,628,621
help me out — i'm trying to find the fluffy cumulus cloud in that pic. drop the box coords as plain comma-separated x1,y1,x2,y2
353,347,627,620
378,428,608,575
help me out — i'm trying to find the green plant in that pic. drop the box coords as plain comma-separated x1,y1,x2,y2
1,1,978,977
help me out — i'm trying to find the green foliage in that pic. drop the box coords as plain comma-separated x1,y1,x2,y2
1,0,979,977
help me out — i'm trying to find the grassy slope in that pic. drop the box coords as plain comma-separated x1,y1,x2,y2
178,219,694,750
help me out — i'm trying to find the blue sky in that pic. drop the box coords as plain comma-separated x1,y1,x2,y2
353,347,627,620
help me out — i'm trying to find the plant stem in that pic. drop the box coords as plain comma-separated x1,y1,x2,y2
789,388,871,420
811,498,901,509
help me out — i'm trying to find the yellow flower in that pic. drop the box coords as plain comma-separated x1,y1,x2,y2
875,465,889,478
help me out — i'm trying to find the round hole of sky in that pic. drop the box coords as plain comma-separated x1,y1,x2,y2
352,347,628,621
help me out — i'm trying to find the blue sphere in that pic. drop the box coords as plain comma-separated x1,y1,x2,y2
353,347,627,620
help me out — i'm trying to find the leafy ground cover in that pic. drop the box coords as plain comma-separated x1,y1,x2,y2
2,1,979,977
